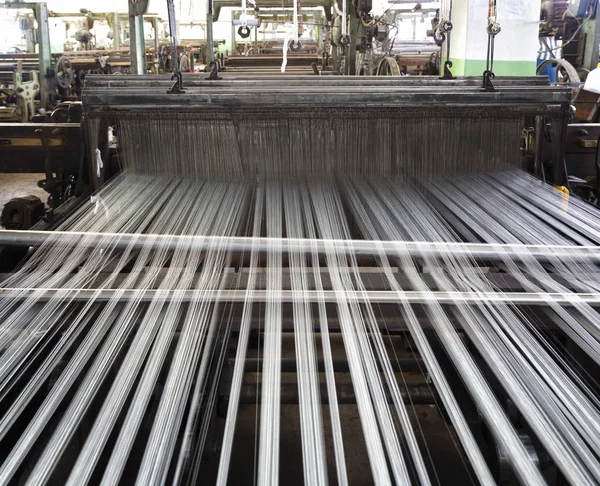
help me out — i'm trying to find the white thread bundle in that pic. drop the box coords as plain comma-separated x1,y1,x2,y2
0,170,599,486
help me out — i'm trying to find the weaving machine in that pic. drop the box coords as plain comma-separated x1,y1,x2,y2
2,74,600,486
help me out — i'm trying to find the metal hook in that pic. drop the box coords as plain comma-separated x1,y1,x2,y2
289,40,302,52
167,71,185,93
482,70,497,92
206,60,222,80
337,34,351,47
443,60,454,79
238,25,251,38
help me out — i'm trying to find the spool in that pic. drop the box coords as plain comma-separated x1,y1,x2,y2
1,196,44,230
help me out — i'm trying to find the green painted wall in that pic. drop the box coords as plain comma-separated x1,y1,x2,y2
448,58,537,76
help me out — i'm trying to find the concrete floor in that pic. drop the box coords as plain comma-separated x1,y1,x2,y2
0,173,48,228
0,174,47,206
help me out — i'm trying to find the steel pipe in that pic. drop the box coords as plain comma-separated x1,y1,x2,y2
1,287,600,306
1,230,600,262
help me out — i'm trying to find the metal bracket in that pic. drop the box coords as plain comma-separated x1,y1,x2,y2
442,60,454,80
167,71,185,93
486,21,501,37
129,0,149,16
206,61,222,80
290,40,302,53
338,34,351,47
238,25,251,38
14,70,39,122
482,70,496,92
438,19,453,79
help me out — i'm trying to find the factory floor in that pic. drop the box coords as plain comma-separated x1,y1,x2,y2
0,173,47,228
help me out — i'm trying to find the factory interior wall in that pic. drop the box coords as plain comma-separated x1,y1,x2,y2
444,0,468,66
213,10,235,53
447,0,540,77
450,59,538,76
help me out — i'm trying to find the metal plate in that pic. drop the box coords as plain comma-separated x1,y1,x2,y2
0,123,81,174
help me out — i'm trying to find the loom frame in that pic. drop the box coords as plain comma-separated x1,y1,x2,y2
81,74,572,190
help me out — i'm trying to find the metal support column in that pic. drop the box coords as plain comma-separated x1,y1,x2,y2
25,14,36,53
579,3,600,72
347,12,359,75
152,18,160,73
128,0,149,74
34,3,51,109
207,0,215,64
3,2,52,109
113,12,121,50
591,8,600,72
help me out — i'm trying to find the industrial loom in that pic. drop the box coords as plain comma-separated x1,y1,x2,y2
0,75,599,485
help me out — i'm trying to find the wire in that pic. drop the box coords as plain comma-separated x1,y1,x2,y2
545,0,596,52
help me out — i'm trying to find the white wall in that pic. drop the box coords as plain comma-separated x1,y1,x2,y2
446,0,539,64
465,0,539,63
